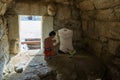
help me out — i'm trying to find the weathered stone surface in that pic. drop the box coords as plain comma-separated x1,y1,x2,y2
39,4,47,16
54,19,66,29
14,66,23,73
0,0,10,77
24,74,40,80
10,39,19,54
71,6,80,20
114,6,120,20
95,6,120,21
30,3,40,15
15,2,47,15
0,19,4,39
0,58,5,80
0,3,7,15
108,40,120,55
1,0,13,3
81,11,95,20
91,0,120,9
0,2,3,9
1,35,9,61
15,3,30,15
47,2,57,16
56,4,71,20
95,21,120,40
86,21,98,40
0,16,9,63
96,9,117,21
78,0,95,11
84,38,102,56
79,1,120,78
0,35,9,79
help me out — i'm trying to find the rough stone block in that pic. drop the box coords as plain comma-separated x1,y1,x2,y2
14,66,23,73
0,2,3,9
24,74,40,80
0,25,4,39
91,0,120,9
15,2,47,15
114,6,120,20
10,39,19,54
81,11,95,20
0,3,7,15
96,9,117,21
78,0,95,11
7,15,19,46
108,40,120,55
39,4,47,16
15,3,30,15
95,21,120,40
56,5,71,20
30,3,40,15
0,58,5,80
95,5,120,21
47,2,57,16
0,34,9,77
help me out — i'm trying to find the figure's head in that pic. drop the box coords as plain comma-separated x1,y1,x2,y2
49,31,56,37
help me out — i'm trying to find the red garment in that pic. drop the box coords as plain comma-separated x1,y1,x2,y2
44,36,55,57
44,48,53,57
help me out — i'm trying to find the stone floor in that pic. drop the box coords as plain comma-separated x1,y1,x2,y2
2,50,106,80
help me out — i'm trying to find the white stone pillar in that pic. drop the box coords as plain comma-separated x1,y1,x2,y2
58,28,74,53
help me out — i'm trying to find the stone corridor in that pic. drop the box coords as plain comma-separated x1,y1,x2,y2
0,0,120,80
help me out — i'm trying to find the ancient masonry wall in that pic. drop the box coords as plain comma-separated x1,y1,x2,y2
78,0,120,79
78,0,120,58
0,0,13,79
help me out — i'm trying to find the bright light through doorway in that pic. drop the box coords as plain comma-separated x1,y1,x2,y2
19,15,42,53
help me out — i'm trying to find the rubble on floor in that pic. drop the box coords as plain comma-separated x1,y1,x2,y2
2,51,106,80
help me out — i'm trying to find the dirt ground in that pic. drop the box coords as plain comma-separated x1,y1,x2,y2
2,50,105,80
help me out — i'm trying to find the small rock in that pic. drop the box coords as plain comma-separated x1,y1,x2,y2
35,65,40,69
24,74,40,80
29,63,39,67
14,66,23,73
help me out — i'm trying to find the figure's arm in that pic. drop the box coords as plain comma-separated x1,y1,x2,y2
53,32,59,46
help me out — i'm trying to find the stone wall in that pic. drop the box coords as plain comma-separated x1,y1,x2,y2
0,0,13,79
77,0,120,79
77,0,120,57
